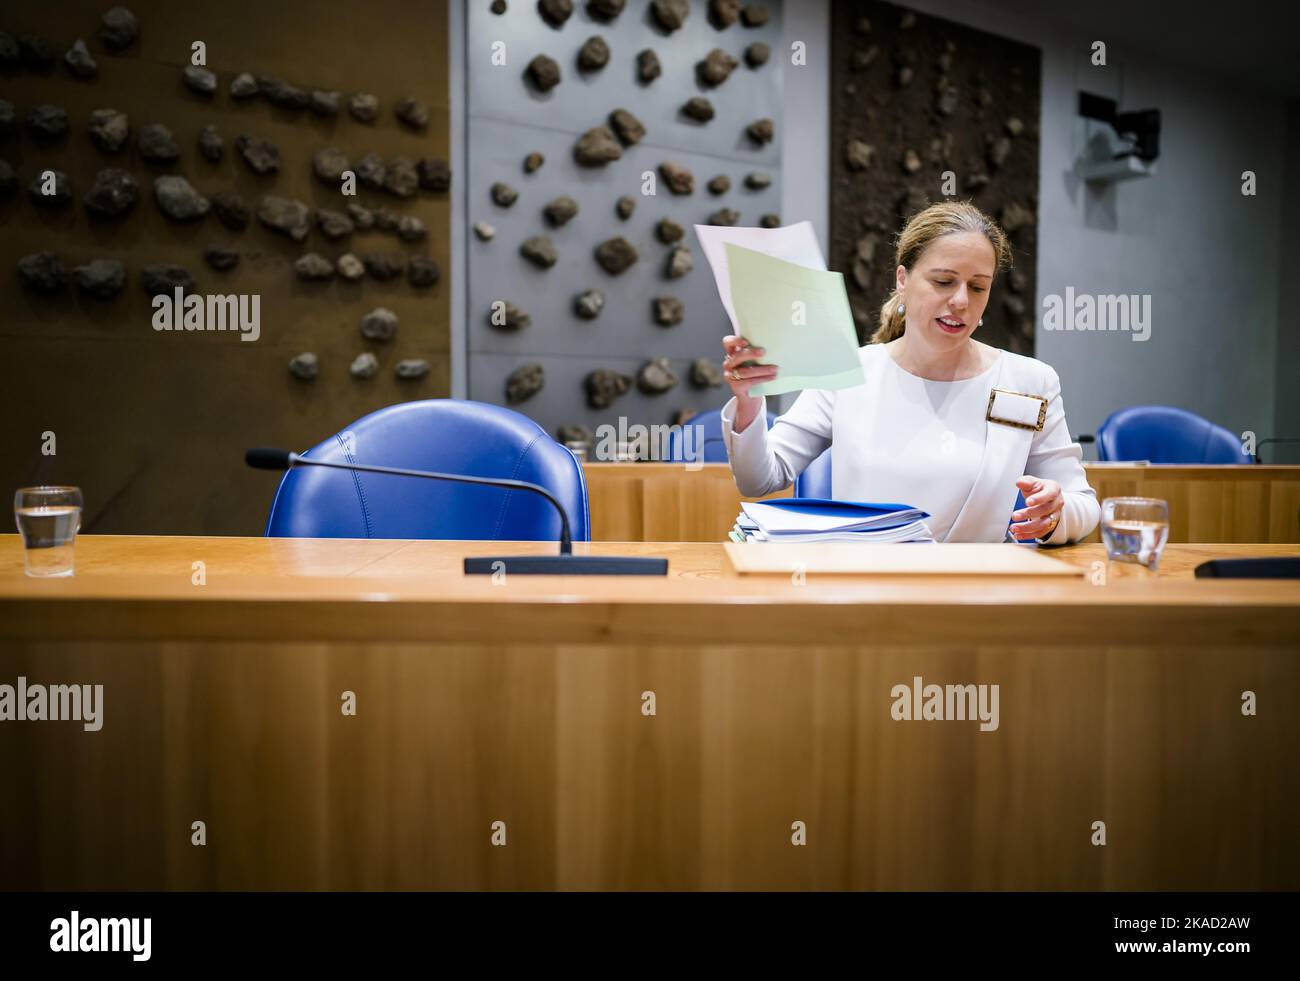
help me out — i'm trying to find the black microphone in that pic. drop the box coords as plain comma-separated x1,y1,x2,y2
245,447,667,576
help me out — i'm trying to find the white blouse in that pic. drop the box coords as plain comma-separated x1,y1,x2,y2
720,343,1101,544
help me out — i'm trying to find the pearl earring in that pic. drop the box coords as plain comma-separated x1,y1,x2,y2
978,318,983,326
897,303,905,314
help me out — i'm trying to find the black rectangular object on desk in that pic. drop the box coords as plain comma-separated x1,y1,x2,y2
464,556,668,576
1194,557,1300,579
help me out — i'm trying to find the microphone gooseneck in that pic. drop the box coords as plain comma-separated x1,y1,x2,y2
244,444,667,575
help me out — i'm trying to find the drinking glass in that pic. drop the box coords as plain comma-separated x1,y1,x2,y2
14,486,84,578
1101,497,1170,573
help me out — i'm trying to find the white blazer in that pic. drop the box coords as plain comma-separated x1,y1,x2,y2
720,344,1101,544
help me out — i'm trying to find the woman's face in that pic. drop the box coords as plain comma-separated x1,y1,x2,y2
896,232,996,349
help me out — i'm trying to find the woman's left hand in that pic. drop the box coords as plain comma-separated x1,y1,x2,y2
1010,476,1064,541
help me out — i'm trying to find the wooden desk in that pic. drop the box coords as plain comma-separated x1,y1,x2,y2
1083,464,1300,543
2,535,1298,891
582,462,792,542
583,463,1300,544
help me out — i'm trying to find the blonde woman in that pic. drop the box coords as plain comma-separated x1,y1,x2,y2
719,201,1099,544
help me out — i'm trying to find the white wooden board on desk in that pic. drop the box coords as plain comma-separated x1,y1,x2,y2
724,542,1087,576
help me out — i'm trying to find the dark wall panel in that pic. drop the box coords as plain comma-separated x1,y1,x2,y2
829,0,1040,352
0,0,450,535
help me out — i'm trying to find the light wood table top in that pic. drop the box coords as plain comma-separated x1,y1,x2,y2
2,535,1297,646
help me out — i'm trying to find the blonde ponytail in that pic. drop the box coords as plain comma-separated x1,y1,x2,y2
871,289,906,344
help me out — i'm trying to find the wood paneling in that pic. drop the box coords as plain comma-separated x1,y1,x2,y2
583,462,792,542
1,535,1298,890
583,463,1300,543
1083,465,1300,543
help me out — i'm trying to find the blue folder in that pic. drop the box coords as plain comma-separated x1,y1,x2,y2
747,498,931,533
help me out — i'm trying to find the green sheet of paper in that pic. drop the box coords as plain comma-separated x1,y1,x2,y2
724,242,865,397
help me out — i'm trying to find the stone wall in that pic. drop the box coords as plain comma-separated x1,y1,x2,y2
829,0,1040,352
0,0,450,534
464,0,785,443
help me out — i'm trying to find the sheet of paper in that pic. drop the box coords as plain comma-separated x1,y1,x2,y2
694,220,829,326
718,242,865,396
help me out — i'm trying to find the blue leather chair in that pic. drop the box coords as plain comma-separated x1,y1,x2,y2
795,447,832,498
665,407,773,463
263,399,590,541
1096,405,1251,464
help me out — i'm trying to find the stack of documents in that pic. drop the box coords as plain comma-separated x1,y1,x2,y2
730,499,934,544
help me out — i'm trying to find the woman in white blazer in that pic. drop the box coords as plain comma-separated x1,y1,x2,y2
719,201,1100,544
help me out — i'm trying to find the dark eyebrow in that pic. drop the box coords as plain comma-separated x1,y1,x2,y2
928,267,993,279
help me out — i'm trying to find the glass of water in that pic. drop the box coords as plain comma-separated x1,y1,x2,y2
1101,497,1170,573
14,486,84,578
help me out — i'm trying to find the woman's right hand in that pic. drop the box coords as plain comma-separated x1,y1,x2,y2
722,335,778,433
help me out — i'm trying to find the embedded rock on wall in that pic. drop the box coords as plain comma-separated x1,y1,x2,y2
574,288,605,319
154,175,209,220
84,168,139,218
236,134,280,174
257,195,311,241
99,7,139,50
74,258,126,298
18,252,68,293
506,363,545,404
574,126,622,166
637,357,679,394
88,108,129,152
140,263,195,297
585,368,632,408
595,237,637,274
360,307,399,341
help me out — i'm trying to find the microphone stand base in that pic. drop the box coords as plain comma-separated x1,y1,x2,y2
463,555,668,576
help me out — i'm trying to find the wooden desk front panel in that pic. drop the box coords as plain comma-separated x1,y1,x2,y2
3,536,1299,891
2,638,1295,891
584,464,1300,544
1083,466,1300,544
583,463,790,542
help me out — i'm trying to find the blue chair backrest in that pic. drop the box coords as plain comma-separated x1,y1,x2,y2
665,407,773,463
1097,405,1250,464
795,447,832,498
263,399,590,541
